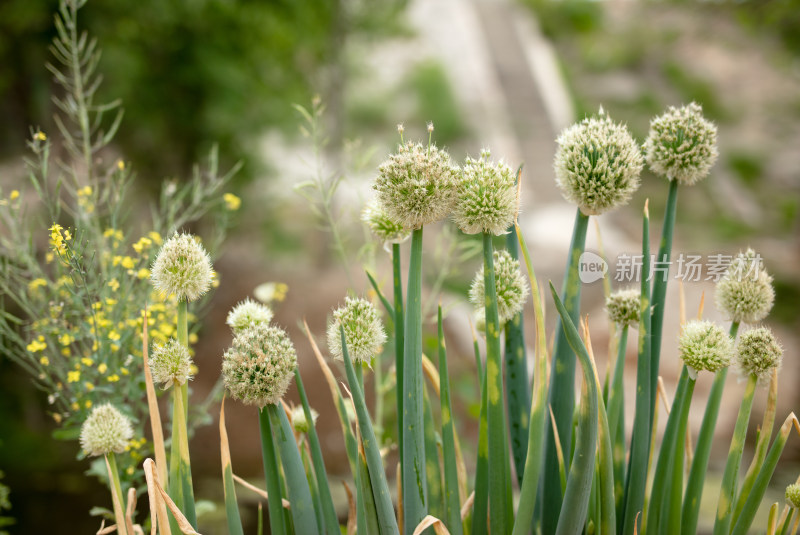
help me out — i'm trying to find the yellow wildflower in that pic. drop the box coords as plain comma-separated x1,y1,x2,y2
10,190,19,200
107,374,120,382
98,363,107,374
223,192,241,211
28,278,47,291
84,382,94,391
81,357,94,367
71,402,79,411
108,331,120,341
67,371,80,383
120,367,129,376
61,348,70,356
78,186,92,196
84,400,92,409
59,333,73,346
106,298,118,306
40,356,50,366
120,256,135,269
108,279,120,291
137,268,150,279
52,413,62,424
35,131,46,141
117,160,125,171
133,237,152,254
148,231,162,245
27,339,47,352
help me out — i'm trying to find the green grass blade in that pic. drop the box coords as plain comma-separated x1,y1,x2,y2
511,222,548,535
730,413,800,535
294,368,340,535
548,282,599,535
682,321,739,534
621,203,651,535
437,306,464,535
649,179,678,424
268,404,320,534
713,374,759,535
301,440,326,534
482,232,512,535
504,223,530,487
220,399,244,535
472,361,489,535
542,209,589,533
402,227,427,533
732,368,778,527
393,243,405,474
341,326,401,535
258,407,287,535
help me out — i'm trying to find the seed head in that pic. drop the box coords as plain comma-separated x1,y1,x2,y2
736,326,782,380
227,298,274,334
470,250,529,324
362,197,410,244
373,140,460,229
644,102,718,185
151,232,214,302
327,297,386,364
453,150,518,235
715,249,774,324
554,109,644,215
222,323,297,407
291,405,319,433
150,338,193,388
80,403,134,457
786,483,800,509
606,289,641,327
678,320,733,374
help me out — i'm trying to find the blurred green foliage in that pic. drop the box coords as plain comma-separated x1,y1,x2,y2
0,0,407,185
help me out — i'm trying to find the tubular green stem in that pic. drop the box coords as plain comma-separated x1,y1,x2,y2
393,243,404,469
177,299,189,420
606,325,629,445
542,209,589,533
438,305,464,535
168,379,196,527
259,407,287,535
472,360,489,535
663,376,697,535
649,179,678,425
504,223,530,487
713,373,759,535
646,367,690,535
107,452,129,535
483,232,511,535
682,322,739,535
402,227,427,534
621,205,651,535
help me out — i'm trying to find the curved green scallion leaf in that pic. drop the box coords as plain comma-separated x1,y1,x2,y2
340,326,401,535
268,404,319,534
548,282,599,535
258,407,287,535
542,209,590,534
